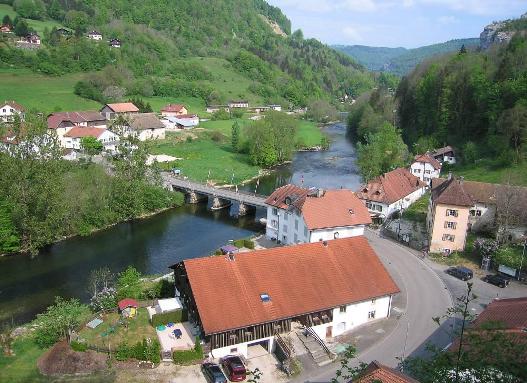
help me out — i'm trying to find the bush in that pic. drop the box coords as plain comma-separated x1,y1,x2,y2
172,337,203,365
115,338,160,363
212,109,230,120
233,239,244,248
243,239,255,249
70,340,87,352
210,131,225,142
151,309,188,327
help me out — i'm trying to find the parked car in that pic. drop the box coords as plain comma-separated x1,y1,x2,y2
202,362,227,383
446,266,473,281
483,274,510,288
221,355,246,382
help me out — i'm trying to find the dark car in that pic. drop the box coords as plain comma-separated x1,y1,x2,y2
483,274,510,288
221,355,246,382
202,362,227,383
446,266,474,281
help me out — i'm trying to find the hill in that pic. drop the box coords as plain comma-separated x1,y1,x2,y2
333,38,479,76
0,0,375,111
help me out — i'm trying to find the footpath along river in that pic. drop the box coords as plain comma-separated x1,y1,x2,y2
0,122,363,325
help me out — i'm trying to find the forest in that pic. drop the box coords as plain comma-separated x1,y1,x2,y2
0,0,375,107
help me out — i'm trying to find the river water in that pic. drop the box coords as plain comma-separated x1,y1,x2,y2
0,122,362,325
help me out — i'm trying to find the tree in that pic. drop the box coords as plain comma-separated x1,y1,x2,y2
103,86,126,101
47,0,64,21
0,200,20,254
306,100,338,123
459,44,467,54
13,19,29,37
2,15,13,27
0,320,15,356
117,266,142,299
331,345,367,382
496,102,527,162
87,266,114,298
34,297,87,347
80,136,103,157
462,141,478,164
13,0,46,20
231,121,240,152
64,10,88,36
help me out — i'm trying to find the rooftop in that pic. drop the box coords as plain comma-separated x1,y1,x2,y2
128,113,165,130
413,153,441,170
47,111,106,130
353,360,420,383
177,236,399,334
63,127,107,139
2,100,25,112
473,297,527,331
431,177,473,207
161,104,186,112
356,168,426,205
103,102,139,113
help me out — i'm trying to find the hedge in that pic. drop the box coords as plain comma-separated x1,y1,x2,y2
70,341,87,352
173,337,203,365
233,238,254,249
151,309,188,327
115,338,161,364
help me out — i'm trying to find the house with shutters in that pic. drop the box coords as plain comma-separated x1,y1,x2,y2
63,127,119,152
0,101,25,122
171,236,399,359
355,168,427,222
87,30,102,40
410,153,441,185
431,145,456,164
160,104,188,117
47,111,107,147
264,184,371,245
124,113,166,141
228,100,249,109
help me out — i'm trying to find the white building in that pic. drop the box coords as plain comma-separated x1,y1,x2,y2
47,111,107,147
228,100,249,109
410,153,441,184
87,30,102,40
0,101,25,122
161,114,199,130
355,168,427,222
63,127,119,152
123,113,166,141
264,185,372,245
431,146,456,164
172,236,399,359
268,104,282,111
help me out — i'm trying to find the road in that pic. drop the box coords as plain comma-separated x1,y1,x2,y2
293,230,527,382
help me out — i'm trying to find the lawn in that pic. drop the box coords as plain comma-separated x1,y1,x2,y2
0,5,63,36
296,120,324,148
0,68,101,113
0,336,49,383
78,308,156,349
449,161,527,186
429,233,482,270
402,192,430,222
137,95,205,116
151,133,261,185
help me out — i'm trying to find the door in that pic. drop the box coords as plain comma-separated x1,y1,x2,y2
326,326,333,338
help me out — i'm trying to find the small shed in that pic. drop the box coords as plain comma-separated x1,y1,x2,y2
220,245,238,255
118,298,138,318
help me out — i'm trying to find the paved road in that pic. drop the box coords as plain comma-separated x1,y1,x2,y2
293,230,453,383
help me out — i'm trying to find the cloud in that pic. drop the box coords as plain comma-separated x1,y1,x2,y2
341,26,364,42
420,0,526,16
339,0,378,12
437,15,458,24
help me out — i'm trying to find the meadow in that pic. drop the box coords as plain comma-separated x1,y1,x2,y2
0,4,63,36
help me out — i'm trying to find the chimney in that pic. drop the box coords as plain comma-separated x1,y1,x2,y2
448,172,452,181
228,253,235,261
322,240,328,247
317,188,325,198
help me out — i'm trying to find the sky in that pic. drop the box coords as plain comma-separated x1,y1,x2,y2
268,0,527,48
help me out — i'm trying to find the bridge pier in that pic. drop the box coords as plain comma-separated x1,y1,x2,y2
210,196,232,210
237,203,256,216
186,191,208,204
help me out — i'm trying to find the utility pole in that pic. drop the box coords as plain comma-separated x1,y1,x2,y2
519,237,526,281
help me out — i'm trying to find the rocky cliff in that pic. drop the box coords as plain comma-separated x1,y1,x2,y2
480,12,527,49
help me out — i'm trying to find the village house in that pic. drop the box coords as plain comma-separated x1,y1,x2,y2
265,185,372,245
123,113,166,141
428,176,527,253
47,111,107,146
268,104,282,111
172,236,399,359
56,28,72,37
206,105,229,113
160,104,188,117
63,127,119,152
355,168,427,222
87,30,102,40
16,33,41,48
431,145,456,164
228,100,249,109
26,32,40,45
100,102,139,120
162,114,199,130
109,38,121,48
353,360,419,383
0,24,12,33
0,101,25,122
410,153,441,185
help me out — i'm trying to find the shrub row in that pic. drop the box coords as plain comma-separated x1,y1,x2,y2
115,338,161,364
233,238,255,249
70,340,87,352
172,337,203,365
151,309,188,327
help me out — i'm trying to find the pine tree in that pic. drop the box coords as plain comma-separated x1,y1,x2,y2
231,121,240,152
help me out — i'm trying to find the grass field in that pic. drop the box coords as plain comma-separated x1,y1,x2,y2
0,68,100,112
138,96,205,115
0,336,49,383
296,120,324,147
78,308,155,349
402,192,429,222
449,161,527,186
0,5,62,36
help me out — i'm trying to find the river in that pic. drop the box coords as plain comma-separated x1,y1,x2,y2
0,122,362,326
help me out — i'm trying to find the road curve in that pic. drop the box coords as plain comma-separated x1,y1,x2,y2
296,230,453,382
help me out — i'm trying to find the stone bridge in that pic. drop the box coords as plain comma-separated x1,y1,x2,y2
162,173,267,216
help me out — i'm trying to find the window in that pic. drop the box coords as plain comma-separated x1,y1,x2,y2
304,227,308,237
334,231,340,239
470,209,482,217
260,293,271,302
446,209,458,217
230,348,238,353
368,311,376,319
442,234,455,242
366,201,372,209
283,225,288,233
339,305,347,313
294,233,298,243
444,221,457,229
415,169,421,173
282,235,287,242
295,219,299,230
424,177,430,182
371,298,376,304
272,208,278,216
284,213,289,220
270,219,277,228
376,205,383,212
425,170,431,174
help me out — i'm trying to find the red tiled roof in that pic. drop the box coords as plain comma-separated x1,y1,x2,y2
356,168,426,205
354,361,420,383
413,153,441,170
64,127,106,138
182,236,400,334
431,178,478,207
47,111,105,130
2,100,25,112
161,104,186,113
265,184,310,210
302,189,372,229
103,103,139,113
473,297,527,330
118,298,138,310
